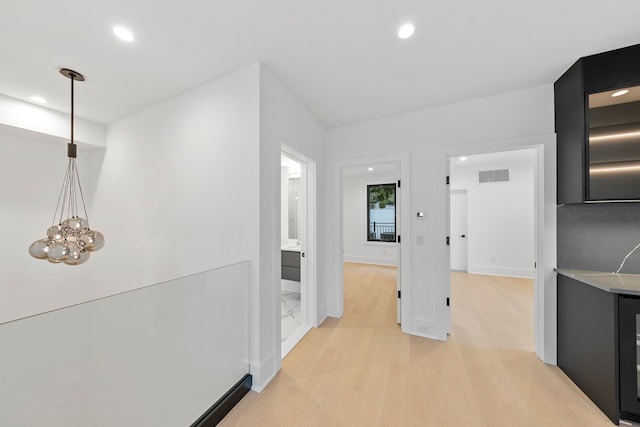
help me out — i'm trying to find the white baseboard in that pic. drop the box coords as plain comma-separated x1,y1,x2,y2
343,255,397,266
317,312,328,326
250,352,276,393
409,317,447,341
469,265,534,279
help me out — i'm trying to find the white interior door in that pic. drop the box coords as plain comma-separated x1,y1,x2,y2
280,146,317,360
299,161,308,324
450,189,468,272
396,178,401,324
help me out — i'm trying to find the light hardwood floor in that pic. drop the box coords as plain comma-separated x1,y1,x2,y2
219,263,614,426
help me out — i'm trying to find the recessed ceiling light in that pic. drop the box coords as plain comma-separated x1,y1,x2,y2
460,157,467,161
368,167,374,171
30,96,47,104
612,89,629,97
113,26,134,42
398,23,415,39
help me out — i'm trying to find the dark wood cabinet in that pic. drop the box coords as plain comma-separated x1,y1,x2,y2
554,44,640,204
555,60,586,204
557,274,619,424
281,250,300,281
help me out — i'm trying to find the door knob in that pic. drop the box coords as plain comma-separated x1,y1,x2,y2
301,253,305,257
461,234,466,238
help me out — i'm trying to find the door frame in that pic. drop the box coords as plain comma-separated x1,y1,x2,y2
331,152,411,330
279,145,317,354
437,134,557,364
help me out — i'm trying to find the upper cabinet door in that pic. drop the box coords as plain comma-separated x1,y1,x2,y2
555,44,640,204
555,59,586,205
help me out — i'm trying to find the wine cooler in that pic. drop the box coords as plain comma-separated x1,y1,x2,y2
620,296,640,423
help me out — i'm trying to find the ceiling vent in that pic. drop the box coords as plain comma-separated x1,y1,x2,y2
479,169,510,183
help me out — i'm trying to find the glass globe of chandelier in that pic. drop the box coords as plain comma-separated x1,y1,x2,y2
28,68,104,265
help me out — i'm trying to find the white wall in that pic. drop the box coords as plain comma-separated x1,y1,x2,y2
0,129,100,323
450,152,535,278
0,95,107,325
92,64,260,294
1,62,326,395
343,171,398,266
0,63,263,392
0,93,106,148
258,64,325,385
96,63,265,388
325,84,557,363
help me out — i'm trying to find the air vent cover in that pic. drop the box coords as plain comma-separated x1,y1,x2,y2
479,169,510,183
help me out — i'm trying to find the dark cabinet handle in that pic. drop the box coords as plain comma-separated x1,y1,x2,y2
301,252,305,257
461,235,466,238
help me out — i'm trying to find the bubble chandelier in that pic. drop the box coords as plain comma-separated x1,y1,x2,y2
28,68,104,265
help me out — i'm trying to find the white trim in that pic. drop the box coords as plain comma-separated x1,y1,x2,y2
363,241,398,247
437,134,557,364
331,152,411,331
280,144,318,359
343,256,397,266
318,312,328,326
250,352,276,393
469,266,535,279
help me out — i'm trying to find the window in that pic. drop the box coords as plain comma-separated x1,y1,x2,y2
367,183,396,242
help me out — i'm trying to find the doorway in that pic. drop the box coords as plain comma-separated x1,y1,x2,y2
280,146,316,359
342,162,401,322
332,152,410,329
448,148,537,348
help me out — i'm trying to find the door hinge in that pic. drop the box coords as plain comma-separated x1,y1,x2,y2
446,236,450,245
446,297,450,307
446,176,450,185
398,290,401,299
397,179,401,188
398,235,401,243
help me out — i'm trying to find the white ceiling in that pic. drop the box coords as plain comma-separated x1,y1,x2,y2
1,0,640,128
343,162,399,177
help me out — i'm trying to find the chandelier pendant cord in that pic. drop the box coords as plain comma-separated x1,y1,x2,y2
50,74,90,227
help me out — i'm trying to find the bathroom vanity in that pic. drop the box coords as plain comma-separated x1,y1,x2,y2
281,248,301,282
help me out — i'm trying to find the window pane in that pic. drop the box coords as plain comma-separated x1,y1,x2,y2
367,184,396,242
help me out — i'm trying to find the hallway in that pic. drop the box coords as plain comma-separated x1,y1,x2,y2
219,264,612,426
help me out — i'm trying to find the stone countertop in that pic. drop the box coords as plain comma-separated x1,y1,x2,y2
281,246,301,252
555,268,640,296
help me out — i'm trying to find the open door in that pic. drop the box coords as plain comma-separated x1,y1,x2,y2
280,146,317,359
396,178,401,324
445,159,452,334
